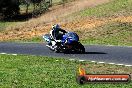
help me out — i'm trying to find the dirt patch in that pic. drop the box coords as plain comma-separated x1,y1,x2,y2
0,15,132,41
0,0,124,41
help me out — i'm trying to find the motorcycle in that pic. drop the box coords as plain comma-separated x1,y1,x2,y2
43,31,85,53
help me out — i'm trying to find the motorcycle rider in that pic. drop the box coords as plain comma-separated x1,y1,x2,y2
48,24,67,49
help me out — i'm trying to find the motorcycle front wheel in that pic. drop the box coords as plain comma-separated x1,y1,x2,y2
74,42,85,54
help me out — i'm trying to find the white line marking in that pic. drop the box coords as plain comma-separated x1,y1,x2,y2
79,60,85,62
0,53,7,54
12,54,17,56
91,61,96,62
69,59,75,61
125,65,132,67
108,63,115,65
77,59,132,67
56,60,59,61
0,53,17,56
98,62,105,64
1,52,131,67
117,64,124,66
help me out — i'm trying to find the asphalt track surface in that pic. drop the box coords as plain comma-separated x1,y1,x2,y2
0,42,132,65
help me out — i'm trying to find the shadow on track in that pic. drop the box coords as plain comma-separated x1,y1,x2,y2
64,52,107,54
84,52,107,54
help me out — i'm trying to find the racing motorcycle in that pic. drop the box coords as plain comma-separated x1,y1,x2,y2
43,31,85,53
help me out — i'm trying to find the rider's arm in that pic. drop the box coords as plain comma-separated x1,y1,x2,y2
59,28,67,34
50,30,55,40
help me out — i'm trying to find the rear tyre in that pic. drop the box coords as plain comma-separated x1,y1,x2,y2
47,45,55,51
55,48,60,53
78,45,85,53
54,45,61,53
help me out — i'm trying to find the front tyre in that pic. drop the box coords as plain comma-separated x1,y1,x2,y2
75,43,85,53
54,45,61,53
55,48,60,53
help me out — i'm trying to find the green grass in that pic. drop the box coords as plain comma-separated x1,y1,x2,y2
5,36,44,43
1,0,132,47
79,22,132,46
0,54,132,87
21,22,132,46
0,22,16,31
26,36,43,42
13,0,132,46
53,0,62,4
53,0,76,5
78,0,132,17
18,36,43,43
0,22,7,31
20,4,34,13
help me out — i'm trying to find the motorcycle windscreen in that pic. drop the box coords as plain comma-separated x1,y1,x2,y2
43,34,50,43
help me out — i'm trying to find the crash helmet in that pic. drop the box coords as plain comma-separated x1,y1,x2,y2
52,24,60,30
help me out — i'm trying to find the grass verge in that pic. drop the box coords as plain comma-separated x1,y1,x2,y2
16,22,132,46
0,22,16,31
79,22,132,46
0,54,132,87
13,36,44,43
78,0,132,17
53,0,77,5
